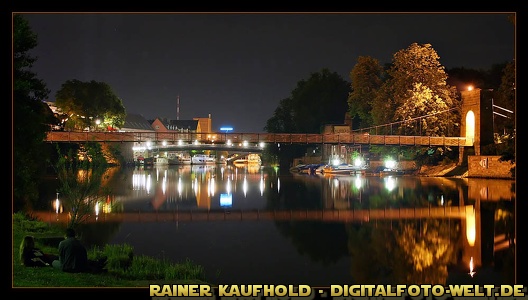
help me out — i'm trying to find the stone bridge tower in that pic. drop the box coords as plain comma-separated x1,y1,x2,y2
459,87,495,162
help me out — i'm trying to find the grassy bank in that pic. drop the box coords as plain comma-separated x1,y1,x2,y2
12,212,208,287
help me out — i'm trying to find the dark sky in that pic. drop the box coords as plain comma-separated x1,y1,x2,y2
21,12,515,133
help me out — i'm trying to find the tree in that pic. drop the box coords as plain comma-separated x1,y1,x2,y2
374,43,460,136
54,143,110,228
55,80,126,131
290,68,350,133
494,61,515,135
264,98,295,133
13,14,51,211
347,56,383,129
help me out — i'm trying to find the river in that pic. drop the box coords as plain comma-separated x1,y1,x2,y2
35,163,516,286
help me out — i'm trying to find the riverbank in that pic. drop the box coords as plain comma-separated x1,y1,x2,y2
415,162,468,178
13,212,208,287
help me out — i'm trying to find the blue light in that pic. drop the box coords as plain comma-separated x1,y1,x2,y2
220,127,233,133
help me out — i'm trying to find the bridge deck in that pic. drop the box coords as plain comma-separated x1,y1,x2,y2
45,131,471,146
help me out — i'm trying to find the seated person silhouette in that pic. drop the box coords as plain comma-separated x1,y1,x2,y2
19,235,58,267
52,228,107,273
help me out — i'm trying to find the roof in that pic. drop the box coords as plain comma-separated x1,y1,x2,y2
122,113,153,131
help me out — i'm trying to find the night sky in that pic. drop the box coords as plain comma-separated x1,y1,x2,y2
21,12,515,133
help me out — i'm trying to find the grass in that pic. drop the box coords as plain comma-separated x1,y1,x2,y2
12,212,208,287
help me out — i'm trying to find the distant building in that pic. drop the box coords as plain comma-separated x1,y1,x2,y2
193,114,212,133
120,113,154,132
152,118,200,133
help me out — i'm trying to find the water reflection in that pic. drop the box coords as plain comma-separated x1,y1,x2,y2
35,165,515,285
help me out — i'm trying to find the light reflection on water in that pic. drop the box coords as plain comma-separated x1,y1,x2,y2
38,165,515,286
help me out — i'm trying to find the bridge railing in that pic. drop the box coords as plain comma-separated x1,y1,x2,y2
45,131,470,147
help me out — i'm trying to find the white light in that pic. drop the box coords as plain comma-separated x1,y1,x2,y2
385,159,396,169
243,140,248,147
243,176,248,197
227,139,232,146
332,158,341,166
194,140,199,145
259,142,265,148
354,157,363,167
178,140,183,146
162,140,167,146
384,176,396,191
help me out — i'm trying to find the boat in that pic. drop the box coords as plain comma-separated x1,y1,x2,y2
168,154,192,165
143,156,169,166
299,163,325,175
191,154,216,165
379,168,404,176
144,156,168,166
289,164,307,173
233,154,262,165
322,164,366,175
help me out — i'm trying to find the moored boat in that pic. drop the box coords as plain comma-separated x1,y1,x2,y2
322,164,366,175
168,154,192,165
233,154,262,165
191,154,216,165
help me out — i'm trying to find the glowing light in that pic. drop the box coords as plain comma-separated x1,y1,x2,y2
466,206,476,246
467,85,474,91
260,176,265,196
332,158,341,166
385,158,396,169
354,175,363,190
354,157,364,167
227,139,232,146
178,139,183,146
55,193,60,214
259,142,265,148
243,140,248,147
468,257,476,277
162,140,167,146
243,176,248,197
384,176,396,191
178,177,182,197
146,174,151,194
226,178,232,194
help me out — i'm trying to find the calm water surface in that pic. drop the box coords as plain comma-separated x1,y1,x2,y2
37,164,516,285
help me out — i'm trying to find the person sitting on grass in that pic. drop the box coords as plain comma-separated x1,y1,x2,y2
19,235,58,267
51,228,107,273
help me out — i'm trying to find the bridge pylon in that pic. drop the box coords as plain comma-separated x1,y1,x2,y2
459,88,495,163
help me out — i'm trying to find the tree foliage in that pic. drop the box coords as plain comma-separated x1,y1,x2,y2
265,68,350,134
347,56,383,129
264,98,295,133
494,61,515,134
54,143,110,228
55,79,126,131
373,43,460,136
13,14,51,211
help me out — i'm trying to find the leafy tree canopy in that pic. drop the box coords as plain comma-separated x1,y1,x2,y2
347,56,383,129
13,14,51,211
372,43,460,136
55,80,126,131
265,68,350,134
